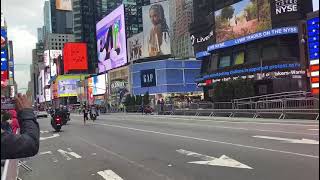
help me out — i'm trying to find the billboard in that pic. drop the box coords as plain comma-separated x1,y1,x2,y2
45,88,51,102
214,0,272,43
96,4,127,73
127,32,144,62
87,77,94,105
1,28,8,71
63,43,88,74
1,71,8,87
142,1,171,57
49,50,62,77
57,75,88,97
92,74,107,96
56,0,73,11
44,50,50,67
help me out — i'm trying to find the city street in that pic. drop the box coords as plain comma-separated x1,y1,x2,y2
20,114,319,180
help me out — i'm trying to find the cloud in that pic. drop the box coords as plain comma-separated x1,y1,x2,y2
1,0,44,92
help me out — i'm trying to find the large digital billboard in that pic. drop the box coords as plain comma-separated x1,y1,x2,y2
92,74,107,96
57,75,88,97
56,0,73,11
96,4,127,73
63,43,88,74
127,32,144,62
142,1,171,57
215,0,272,43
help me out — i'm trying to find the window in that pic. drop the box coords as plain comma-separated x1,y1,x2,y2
262,45,278,60
219,56,231,68
234,51,245,65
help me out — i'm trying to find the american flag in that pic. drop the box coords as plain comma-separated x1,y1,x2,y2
307,17,319,94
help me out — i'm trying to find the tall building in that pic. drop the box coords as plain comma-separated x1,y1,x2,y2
105,0,150,38
172,0,194,58
72,0,110,73
45,33,75,50
43,1,52,35
44,0,73,36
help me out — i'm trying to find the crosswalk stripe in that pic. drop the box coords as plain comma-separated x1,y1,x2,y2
97,170,123,180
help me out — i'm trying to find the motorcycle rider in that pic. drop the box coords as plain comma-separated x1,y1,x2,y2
89,105,98,120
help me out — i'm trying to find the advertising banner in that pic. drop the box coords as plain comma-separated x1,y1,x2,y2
141,69,157,87
96,4,127,73
142,1,171,58
87,77,94,105
57,75,88,97
92,74,107,96
44,50,50,67
214,0,271,43
127,32,144,62
49,50,62,77
1,70,8,87
56,0,73,11
45,88,51,102
63,43,88,74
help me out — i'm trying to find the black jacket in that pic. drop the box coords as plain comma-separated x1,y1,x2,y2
1,108,40,159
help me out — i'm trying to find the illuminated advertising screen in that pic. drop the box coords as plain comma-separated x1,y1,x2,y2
45,88,51,102
63,43,88,74
142,1,171,58
56,0,72,11
87,77,94,105
57,75,88,97
1,70,8,86
96,4,127,73
127,32,144,62
44,50,50,67
1,28,8,71
214,0,272,43
92,74,107,96
49,50,62,77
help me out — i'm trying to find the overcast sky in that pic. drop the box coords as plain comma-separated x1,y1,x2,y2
0,0,319,94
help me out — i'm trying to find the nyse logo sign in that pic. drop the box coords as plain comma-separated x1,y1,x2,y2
141,69,156,88
275,0,298,15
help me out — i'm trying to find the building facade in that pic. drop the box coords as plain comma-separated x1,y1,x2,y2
45,33,75,50
189,0,314,101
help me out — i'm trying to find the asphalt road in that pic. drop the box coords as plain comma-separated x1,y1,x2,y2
19,113,319,180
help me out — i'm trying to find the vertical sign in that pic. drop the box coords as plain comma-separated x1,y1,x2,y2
307,17,319,94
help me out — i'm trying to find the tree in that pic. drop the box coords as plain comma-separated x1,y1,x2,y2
221,6,235,22
124,94,132,107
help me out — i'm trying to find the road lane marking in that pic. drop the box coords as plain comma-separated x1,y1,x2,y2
92,122,319,159
253,136,319,145
177,149,252,169
57,149,82,160
40,130,49,133
40,134,60,141
77,137,173,180
110,114,319,127
39,151,52,155
97,170,123,180
101,117,318,136
309,129,319,131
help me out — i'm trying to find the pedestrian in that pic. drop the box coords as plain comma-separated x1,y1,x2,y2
160,99,165,113
1,94,40,159
1,111,13,133
8,110,20,134
83,106,88,125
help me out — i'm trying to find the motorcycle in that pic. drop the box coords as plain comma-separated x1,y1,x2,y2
90,112,97,121
51,115,62,132
62,112,71,125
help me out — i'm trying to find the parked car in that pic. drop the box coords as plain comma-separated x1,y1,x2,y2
34,111,49,118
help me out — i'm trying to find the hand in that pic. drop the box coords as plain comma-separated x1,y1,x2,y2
15,94,32,112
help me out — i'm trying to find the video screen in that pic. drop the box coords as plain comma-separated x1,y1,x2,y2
93,74,107,95
215,0,271,43
96,4,127,73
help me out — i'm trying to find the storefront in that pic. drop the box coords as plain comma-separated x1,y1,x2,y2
108,66,130,106
131,59,203,104
190,0,314,101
